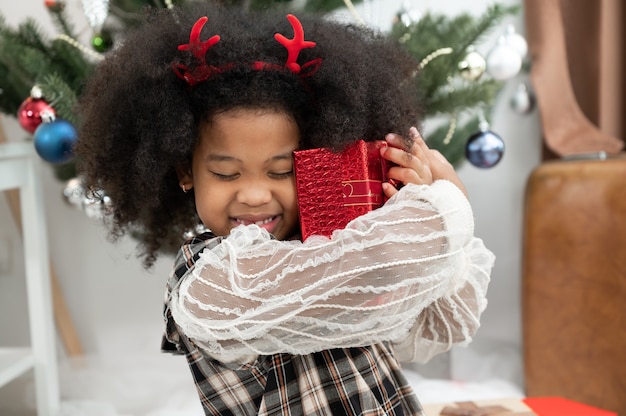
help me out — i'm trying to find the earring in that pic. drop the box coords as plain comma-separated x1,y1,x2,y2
181,184,188,193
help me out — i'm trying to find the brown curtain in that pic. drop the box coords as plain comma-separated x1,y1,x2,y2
524,0,625,159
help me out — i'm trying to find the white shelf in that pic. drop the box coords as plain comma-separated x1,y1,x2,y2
0,141,60,415
0,348,34,388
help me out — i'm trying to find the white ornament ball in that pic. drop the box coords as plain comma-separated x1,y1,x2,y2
486,38,522,80
63,177,86,209
504,24,528,58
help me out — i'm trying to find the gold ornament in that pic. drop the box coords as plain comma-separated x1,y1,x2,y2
458,50,486,81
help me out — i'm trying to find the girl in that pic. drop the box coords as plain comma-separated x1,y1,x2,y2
76,2,494,415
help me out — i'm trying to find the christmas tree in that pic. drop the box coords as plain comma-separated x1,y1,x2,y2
389,3,522,166
0,0,521,178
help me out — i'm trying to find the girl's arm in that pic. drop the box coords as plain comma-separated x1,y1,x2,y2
169,179,494,363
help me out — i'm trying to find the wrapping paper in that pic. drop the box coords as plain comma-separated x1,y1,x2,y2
422,399,537,416
294,140,390,240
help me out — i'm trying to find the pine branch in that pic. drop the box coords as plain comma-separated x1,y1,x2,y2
52,159,78,182
0,65,29,114
387,2,520,166
48,5,77,38
107,3,148,26
39,74,80,123
446,4,521,72
304,0,363,13
392,4,519,102
16,18,49,52
425,79,502,116
0,40,47,94
425,116,483,167
0,7,95,116
49,38,94,91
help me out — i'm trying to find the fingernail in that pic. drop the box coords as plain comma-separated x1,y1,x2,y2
388,180,404,191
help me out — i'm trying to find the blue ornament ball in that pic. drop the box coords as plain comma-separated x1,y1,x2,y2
33,119,78,164
465,130,505,168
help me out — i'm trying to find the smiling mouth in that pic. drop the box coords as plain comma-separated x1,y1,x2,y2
233,216,278,227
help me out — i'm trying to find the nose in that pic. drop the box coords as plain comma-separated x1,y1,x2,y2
236,182,273,206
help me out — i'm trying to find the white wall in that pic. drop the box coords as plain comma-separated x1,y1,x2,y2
0,0,541,408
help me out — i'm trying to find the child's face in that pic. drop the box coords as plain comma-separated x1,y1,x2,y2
184,108,301,240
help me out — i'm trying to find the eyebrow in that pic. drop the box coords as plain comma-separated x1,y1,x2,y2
205,152,294,164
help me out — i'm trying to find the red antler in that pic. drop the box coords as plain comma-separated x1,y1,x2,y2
178,17,220,59
173,14,322,85
274,14,322,76
173,17,223,86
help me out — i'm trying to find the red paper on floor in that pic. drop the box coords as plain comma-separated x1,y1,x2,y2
523,397,618,416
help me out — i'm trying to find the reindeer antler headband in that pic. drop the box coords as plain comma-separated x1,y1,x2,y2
173,14,323,86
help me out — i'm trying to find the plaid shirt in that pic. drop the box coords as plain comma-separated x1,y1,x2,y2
162,232,425,416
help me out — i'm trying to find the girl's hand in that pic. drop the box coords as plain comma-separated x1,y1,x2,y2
381,127,468,198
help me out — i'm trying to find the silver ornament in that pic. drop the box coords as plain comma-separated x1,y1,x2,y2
30,85,44,100
183,224,209,240
82,189,111,220
458,49,487,81
63,178,112,220
63,177,86,209
82,0,109,31
397,0,421,27
510,83,535,114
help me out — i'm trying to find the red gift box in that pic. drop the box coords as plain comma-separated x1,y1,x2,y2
294,140,391,240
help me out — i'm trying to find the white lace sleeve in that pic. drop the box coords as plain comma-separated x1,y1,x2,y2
169,180,495,363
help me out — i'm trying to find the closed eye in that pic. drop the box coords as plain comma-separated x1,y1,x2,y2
269,170,293,179
211,171,240,181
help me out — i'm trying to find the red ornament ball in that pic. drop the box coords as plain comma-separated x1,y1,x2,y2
17,97,56,134
44,0,65,11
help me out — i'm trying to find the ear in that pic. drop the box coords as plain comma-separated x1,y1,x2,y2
175,164,194,192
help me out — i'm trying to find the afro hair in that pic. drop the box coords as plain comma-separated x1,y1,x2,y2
75,1,424,267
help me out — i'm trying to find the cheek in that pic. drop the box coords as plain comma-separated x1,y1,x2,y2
283,180,298,212
194,185,227,221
